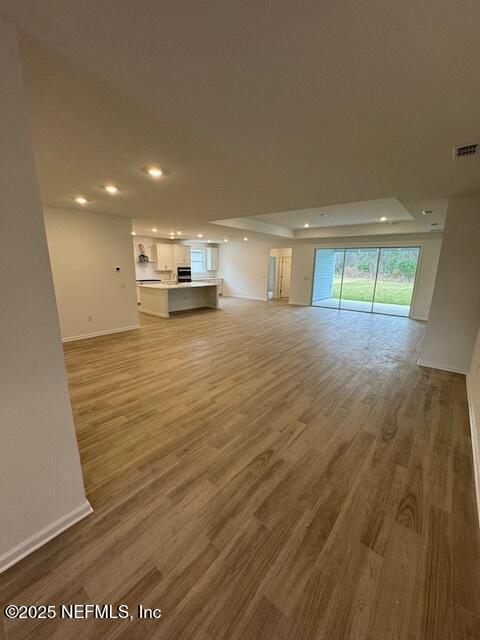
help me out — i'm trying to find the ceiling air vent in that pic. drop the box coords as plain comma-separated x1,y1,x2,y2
453,143,478,158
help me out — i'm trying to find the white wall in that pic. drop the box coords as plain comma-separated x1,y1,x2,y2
44,207,139,341
0,21,89,572
419,195,480,373
219,239,292,300
467,322,480,524
220,234,442,318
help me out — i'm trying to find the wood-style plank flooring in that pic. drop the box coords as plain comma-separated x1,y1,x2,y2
1,298,480,639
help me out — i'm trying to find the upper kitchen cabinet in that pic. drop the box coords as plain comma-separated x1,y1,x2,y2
173,244,191,266
153,243,174,271
205,246,218,271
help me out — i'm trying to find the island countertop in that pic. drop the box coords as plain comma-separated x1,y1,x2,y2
138,281,220,290
138,280,221,317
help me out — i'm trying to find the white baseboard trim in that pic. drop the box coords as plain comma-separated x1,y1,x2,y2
466,376,480,527
0,499,93,574
222,294,268,302
139,309,169,318
288,301,309,306
62,324,140,343
416,358,467,375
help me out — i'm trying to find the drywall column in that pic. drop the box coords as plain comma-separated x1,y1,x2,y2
419,195,480,373
467,322,480,523
0,20,90,572
44,207,139,341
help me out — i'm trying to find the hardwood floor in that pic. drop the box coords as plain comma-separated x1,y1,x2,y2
1,298,479,639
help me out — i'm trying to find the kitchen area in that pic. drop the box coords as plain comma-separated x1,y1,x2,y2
133,235,222,318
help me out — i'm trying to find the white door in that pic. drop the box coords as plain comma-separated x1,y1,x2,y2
279,257,291,298
267,256,276,299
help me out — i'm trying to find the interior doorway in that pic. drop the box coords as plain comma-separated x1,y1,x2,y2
268,248,292,300
312,246,421,316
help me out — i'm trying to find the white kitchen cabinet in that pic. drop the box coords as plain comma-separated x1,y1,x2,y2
153,243,174,271
173,244,191,266
205,246,218,271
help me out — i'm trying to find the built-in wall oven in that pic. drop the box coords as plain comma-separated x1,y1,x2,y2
177,266,192,283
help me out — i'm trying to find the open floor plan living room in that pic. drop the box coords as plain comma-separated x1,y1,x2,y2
1,3,480,639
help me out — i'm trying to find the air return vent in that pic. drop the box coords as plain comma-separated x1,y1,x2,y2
453,143,478,158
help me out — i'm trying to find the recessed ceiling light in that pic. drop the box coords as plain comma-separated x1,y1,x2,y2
147,167,163,178
176,231,182,235
243,237,248,242
151,228,158,232
197,234,203,238
105,184,118,194
75,196,88,205
380,216,387,222
304,223,310,228
224,238,228,242
131,231,137,236
422,209,434,215
207,239,212,243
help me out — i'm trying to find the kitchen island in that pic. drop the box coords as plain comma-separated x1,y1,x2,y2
138,281,221,318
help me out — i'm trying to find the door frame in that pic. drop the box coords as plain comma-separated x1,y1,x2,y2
278,256,292,298
309,244,423,318
266,249,293,301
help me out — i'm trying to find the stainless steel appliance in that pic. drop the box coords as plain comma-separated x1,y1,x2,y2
177,266,191,283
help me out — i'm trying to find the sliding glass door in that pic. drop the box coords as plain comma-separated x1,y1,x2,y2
312,246,420,317
312,248,345,309
339,248,379,312
373,247,420,316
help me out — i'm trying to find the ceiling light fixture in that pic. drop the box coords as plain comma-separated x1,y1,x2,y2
197,233,203,238
304,223,310,228
243,237,248,242
147,167,163,178
176,231,182,235
131,231,137,236
151,228,158,232
105,184,118,194
380,216,387,222
75,196,88,205
422,209,433,215
224,238,228,242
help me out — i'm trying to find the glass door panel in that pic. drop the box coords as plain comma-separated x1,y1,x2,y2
339,248,379,312
373,247,420,316
312,249,345,309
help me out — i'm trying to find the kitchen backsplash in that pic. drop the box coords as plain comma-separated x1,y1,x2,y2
135,259,170,280
134,236,169,280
